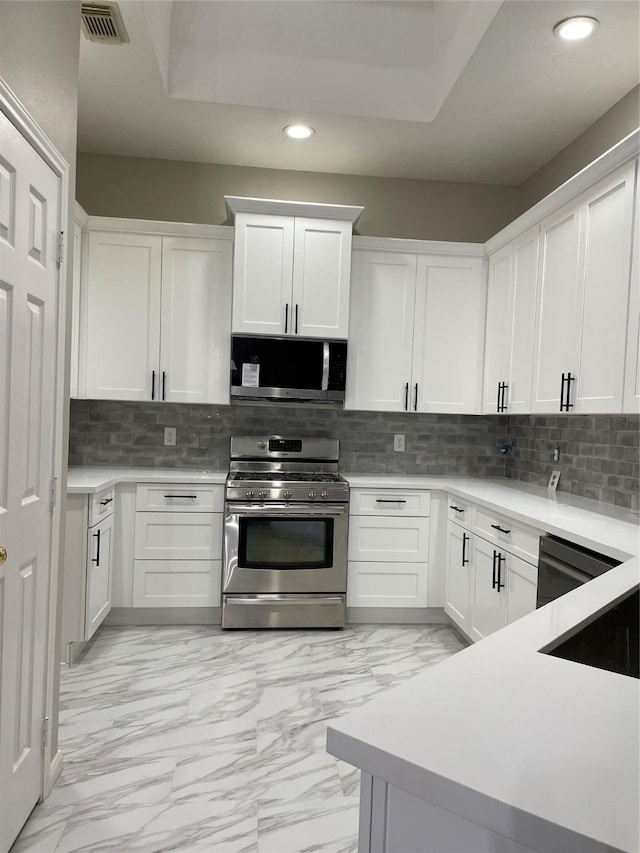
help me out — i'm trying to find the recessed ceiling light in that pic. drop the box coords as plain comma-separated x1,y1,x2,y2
553,16,599,41
284,124,315,140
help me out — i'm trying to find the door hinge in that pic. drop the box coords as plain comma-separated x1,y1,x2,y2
50,476,58,513
42,716,49,749
57,231,65,268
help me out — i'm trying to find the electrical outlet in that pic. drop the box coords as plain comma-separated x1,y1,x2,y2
548,470,561,492
553,446,560,462
393,434,405,452
164,427,177,447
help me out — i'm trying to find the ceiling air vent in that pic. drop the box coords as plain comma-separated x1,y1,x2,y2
81,3,129,44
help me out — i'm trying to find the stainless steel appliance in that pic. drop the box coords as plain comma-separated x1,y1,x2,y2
222,436,349,629
230,335,347,402
536,534,621,608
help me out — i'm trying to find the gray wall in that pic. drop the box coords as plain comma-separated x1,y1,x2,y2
519,85,640,211
76,153,521,243
68,401,507,478
68,401,639,510
506,415,639,511
0,0,81,762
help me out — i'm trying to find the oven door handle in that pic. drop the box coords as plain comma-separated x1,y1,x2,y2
225,503,347,517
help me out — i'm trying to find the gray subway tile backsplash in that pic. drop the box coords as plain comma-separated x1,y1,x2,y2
68,402,639,510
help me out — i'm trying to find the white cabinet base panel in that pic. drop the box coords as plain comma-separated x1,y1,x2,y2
133,559,221,607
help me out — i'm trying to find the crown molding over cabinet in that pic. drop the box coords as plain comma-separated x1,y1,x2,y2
224,195,364,224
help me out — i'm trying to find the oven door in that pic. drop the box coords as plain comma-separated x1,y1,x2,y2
223,502,348,594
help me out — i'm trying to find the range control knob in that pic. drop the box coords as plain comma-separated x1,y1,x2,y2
308,490,317,499
245,490,255,498
282,490,292,499
258,490,268,499
257,440,266,449
321,491,329,499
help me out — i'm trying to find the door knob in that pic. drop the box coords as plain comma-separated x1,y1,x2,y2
0,547,7,565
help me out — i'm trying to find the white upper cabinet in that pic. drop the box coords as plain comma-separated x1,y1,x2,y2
82,221,233,404
483,227,539,414
346,243,485,413
160,237,232,404
531,161,636,414
84,231,163,401
345,250,417,412
227,198,363,340
624,167,640,413
412,255,485,414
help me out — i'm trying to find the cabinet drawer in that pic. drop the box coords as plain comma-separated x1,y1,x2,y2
133,559,221,607
347,561,428,608
134,512,222,560
89,487,115,526
136,483,224,512
350,489,430,516
348,516,429,563
447,496,473,527
474,508,540,564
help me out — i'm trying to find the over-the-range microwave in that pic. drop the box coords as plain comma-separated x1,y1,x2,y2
230,335,347,402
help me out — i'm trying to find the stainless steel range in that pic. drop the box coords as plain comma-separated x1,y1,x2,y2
222,436,349,629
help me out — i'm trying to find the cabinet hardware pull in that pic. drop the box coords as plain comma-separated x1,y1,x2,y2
560,373,575,411
162,371,166,401
151,370,156,400
492,550,497,589
164,494,198,499
450,505,464,513
284,303,289,334
99,498,113,507
497,382,508,413
376,499,407,503
462,532,469,566
404,382,409,410
490,523,511,534
414,383,418,411
92,529,101,566
497,553,505,591
295,304,299,335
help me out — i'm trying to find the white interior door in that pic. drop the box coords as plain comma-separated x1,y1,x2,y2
0,110,60,853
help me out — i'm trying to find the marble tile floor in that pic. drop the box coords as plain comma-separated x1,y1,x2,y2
12,623,466,853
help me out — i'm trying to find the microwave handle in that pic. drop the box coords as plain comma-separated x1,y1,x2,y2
321,342,330,391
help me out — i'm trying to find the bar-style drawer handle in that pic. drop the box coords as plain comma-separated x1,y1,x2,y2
450,505,465,513
376,499,407,503
490,524,511,534
164,494,198,499
99,498,113,506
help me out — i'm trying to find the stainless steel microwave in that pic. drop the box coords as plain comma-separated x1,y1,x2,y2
230,335,347,402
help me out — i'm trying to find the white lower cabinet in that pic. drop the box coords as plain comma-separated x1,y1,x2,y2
132,484,223,607
347,489,430,608
444,522,471,634
61,488,116,662
445,494,539,641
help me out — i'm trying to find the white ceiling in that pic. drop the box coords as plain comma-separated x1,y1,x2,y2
77,0,640,185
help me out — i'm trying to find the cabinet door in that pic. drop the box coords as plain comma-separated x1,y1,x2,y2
85,513,113,640
160,237,232,404
231,213,294,335
506,555,537,625
348,516,429,563
412,255,486,414
292,218,351,338
508,226,539,414
347,561,428,608
133,560,221,607
574,161,636,413
134,511,221,560
70,219,83,399
469,537,507,642
444,522,471,634
482,244,512,413
531,202,581,413
345,251,416,412
624,164,640,413
84,231,162,400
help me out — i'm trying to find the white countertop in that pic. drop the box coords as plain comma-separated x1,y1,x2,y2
66,467,227,493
